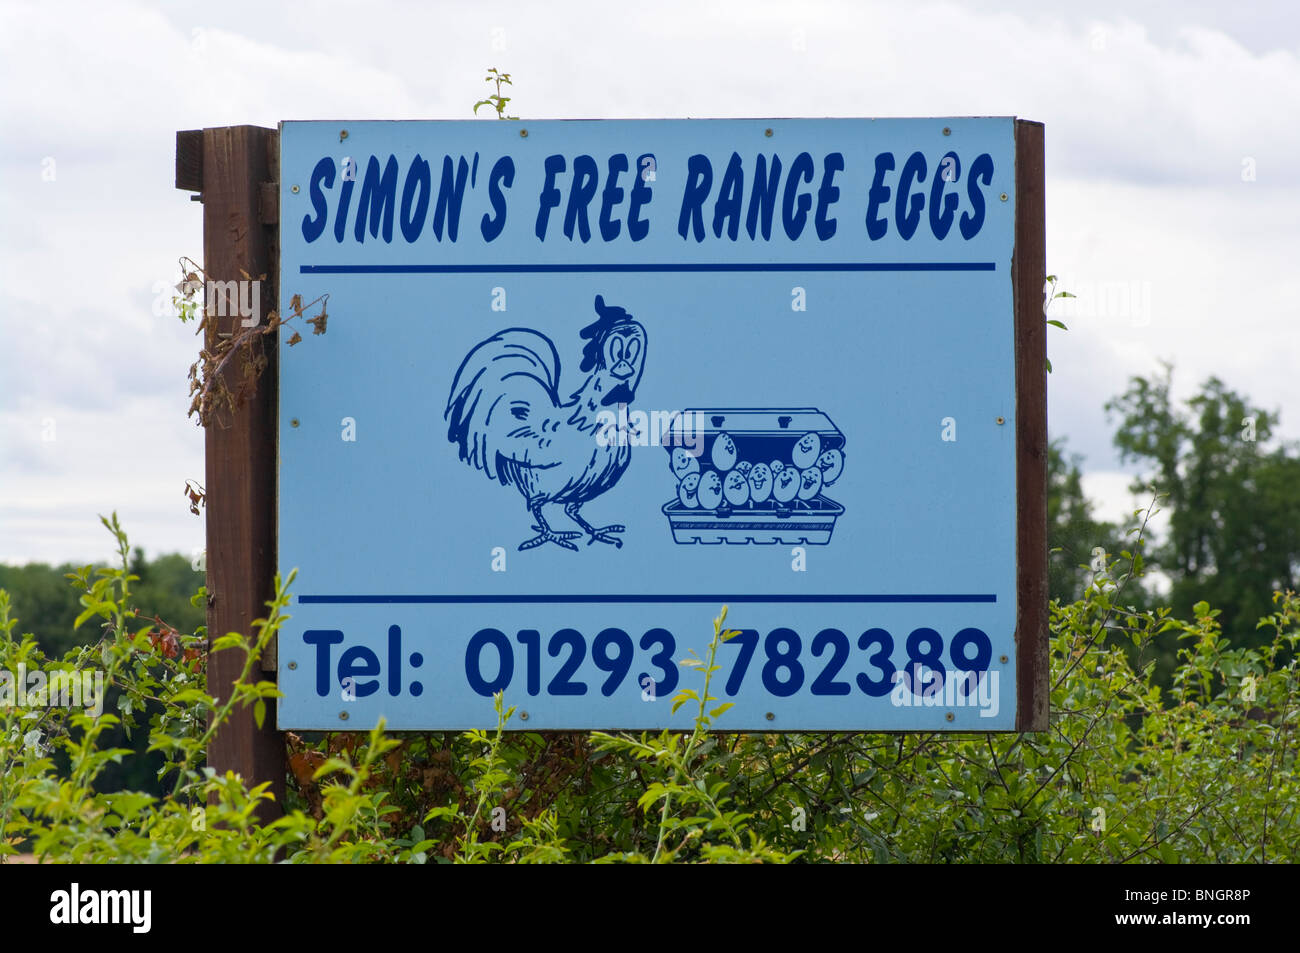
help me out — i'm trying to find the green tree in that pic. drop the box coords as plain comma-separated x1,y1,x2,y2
1047,436,1142,606
1105,363,1300,646
0,553,203,658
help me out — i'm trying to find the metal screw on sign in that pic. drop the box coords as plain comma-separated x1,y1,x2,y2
945,712,955,722
942,127,951,136
291,418,300,428
291,185,300,194
338,711,349,721
996,416,1005,425
520,129,528,138
765,711,775,721
519,710,529,721
1000,655,1008,664
340,130,349,142
764,128,773,138
1000,193,1008,202
288,661,297,670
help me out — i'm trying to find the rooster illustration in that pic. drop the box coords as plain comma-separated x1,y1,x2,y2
445,295,647,552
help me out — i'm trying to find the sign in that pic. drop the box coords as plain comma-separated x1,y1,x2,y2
276,118,1045,731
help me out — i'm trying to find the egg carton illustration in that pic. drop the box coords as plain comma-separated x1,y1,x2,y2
661,408,845,545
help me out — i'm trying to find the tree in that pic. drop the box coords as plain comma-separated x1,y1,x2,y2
1105,363,1300,645
1047,437,1142,606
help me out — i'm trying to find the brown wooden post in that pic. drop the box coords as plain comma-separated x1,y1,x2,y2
1013,119,1049,731
176,125,285,817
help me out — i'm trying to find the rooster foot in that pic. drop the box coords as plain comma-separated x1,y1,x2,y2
530,525,581,539
518,531,580,552
585,525,625,548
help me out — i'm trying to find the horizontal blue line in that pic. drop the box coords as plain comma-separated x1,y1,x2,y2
299,594,997,604
298,262,996,275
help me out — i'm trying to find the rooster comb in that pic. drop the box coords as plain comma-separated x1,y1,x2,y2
579,295,639,371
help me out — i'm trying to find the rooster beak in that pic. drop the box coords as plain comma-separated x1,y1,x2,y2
610,361,635,380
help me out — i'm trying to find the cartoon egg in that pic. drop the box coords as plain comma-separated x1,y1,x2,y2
735,460,753,477
677,472,701,508
747,462,773,503
792,432,822,470
670,447,701,480
816,448,844,485
697,470,724,509
711,432,738,471
797,465,823,500
724,470,751,507
770,460,785,474
772,467,800,503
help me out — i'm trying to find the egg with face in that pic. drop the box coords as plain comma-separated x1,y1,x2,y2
797,465,823,500
697,470,724,509
792,432,822,470
735,460,753,478
770,460,785,474
670,447,701,480
816,448,844,485
711,432,738,471
772,467,800,503
747,462,773,503
677,472,701,508
723,470,751,507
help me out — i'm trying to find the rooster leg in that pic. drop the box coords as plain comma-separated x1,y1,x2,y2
518,501,579,552
564,503,625,549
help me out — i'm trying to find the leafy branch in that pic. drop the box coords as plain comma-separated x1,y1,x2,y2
173,257,328,427
473,68,519,120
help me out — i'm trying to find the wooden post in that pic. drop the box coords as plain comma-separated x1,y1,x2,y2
1013,119,1049,732
176,125,285,817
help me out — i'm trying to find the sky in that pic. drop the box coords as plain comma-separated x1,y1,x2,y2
0,0,1297,566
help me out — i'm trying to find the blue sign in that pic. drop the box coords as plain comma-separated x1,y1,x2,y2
277,118,1020,730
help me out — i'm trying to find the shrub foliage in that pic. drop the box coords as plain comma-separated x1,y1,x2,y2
1,516,1296,863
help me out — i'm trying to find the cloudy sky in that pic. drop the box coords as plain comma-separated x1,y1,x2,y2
0,0,1296,565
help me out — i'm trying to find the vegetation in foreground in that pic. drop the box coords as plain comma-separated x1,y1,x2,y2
1,512,1296,863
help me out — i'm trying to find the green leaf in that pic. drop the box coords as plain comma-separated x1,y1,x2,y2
1046,319,1068,330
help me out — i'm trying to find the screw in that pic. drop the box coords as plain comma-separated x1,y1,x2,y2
765,711,775,721
519,710,529,721
1000,655,1008,664
995,416,1005,425
519,129,528,138
288,661,297,670
340,130,349,141
1000,192,1008,202
290,184,300,194
764,128,773,137
942,126,951,136
945,712,955,722
339,711,349,721
291,418,300,428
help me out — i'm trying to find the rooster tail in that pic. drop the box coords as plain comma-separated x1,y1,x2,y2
445,328,563,483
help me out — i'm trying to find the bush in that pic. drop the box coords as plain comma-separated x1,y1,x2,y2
2,517,1297,863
